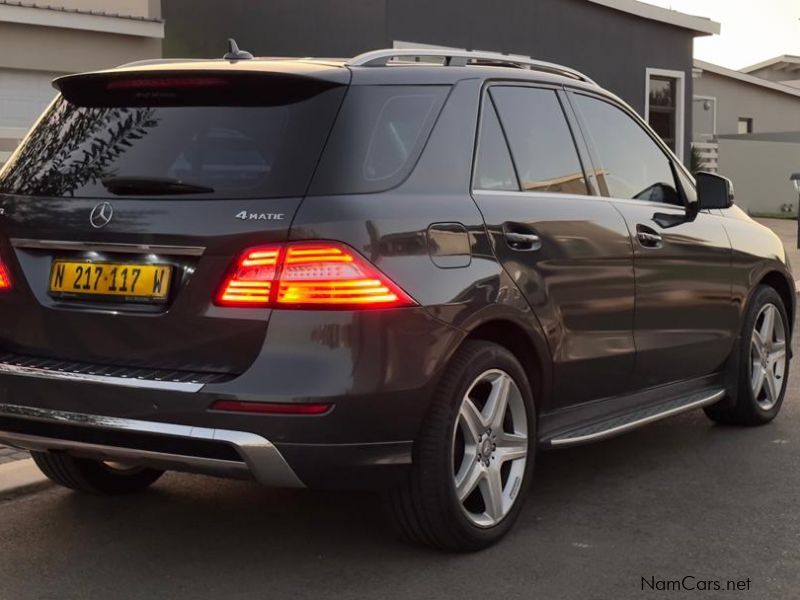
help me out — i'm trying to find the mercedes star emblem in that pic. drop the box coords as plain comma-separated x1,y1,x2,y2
89,202,114,229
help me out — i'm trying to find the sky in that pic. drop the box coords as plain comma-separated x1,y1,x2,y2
642,0,800,69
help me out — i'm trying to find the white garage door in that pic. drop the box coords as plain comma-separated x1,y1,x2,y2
0,69,61,130
0,69,62,164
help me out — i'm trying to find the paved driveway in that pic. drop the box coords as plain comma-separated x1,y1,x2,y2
1,319,798,599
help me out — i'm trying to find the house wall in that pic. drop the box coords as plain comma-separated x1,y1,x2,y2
717,137,800,215
0,3,162,165
693,70,800,138
162,0,696,160
0,22,162,73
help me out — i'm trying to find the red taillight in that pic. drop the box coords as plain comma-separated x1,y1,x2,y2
0,258,12,292
216,245,282,307
215,242,414,309
210,400,332,415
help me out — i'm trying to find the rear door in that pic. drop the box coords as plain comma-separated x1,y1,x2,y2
0,69,348,375
568,91,735,389
470,84,635,410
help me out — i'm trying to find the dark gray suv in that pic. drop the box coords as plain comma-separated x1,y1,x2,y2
0,47,793,551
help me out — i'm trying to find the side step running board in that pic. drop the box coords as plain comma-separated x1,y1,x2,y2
547,388,726,448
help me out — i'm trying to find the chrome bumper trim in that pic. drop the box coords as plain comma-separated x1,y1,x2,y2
0,363,205,393
0,404,305,488
10,238,206,256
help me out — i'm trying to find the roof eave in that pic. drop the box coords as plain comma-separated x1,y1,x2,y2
585,0,720,36
694,59,800,100
741,55,800,74
0,2,164,38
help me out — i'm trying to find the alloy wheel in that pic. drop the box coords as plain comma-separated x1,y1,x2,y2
452,369,528,528
750,303,787,411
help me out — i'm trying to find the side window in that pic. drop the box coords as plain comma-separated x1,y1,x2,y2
490,87,589,195
573,94,681,205
362,92,441,183
474,96,519,191
309,85,449,195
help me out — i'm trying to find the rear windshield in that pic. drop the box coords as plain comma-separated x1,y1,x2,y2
0,74,346,199
309,85,449,195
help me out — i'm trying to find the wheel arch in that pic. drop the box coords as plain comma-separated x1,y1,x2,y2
461,319,552,415
722,269,795,408
759,270,795,332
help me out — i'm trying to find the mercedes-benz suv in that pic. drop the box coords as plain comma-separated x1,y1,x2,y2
0,46,793,551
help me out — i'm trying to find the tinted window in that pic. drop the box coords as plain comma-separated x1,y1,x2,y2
474,97,518,191
490,87,588,195
0,79,345,199
573,94,681,205
310,86,449,195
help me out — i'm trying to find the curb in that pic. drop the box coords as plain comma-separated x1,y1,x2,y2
0,458,50,499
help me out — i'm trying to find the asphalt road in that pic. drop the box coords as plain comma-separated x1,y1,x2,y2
2,328,799,599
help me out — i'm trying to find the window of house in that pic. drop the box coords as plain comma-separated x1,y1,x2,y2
474,97,518,191
645,69,685,160
738,118,754,134
489,87,588,195
573,93,681,205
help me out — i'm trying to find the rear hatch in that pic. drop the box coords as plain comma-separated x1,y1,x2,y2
0,64,349,375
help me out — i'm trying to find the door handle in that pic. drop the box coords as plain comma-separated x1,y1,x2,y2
636,224,663,248
503,226,542,251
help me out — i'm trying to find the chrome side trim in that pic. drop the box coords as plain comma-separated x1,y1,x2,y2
0,362,205,393
10,238,206,257
0,404,305,488
549,390,726,447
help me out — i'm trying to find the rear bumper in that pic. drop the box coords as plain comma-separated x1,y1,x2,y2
0,403,304,487
0,307,463,489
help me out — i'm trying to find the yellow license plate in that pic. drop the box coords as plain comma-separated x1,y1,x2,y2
49,261,172,301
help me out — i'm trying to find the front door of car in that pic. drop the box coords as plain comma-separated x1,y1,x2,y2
470,84,636,411
567,91,736,390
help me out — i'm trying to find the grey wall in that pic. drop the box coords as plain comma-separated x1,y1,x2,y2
717,137,800,215
693,71,800,138
162,0,696,160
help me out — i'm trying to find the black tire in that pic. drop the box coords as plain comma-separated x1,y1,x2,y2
385,340,536,552
705,285,791,426
31,451,163,495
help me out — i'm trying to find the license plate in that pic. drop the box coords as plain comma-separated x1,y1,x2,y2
49,261,172,302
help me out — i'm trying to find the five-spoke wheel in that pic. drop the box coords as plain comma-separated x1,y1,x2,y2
750,303,787,411
385,341,535,551
453,369,528,528
706,285,790,426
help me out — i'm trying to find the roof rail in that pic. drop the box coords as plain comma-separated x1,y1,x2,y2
347,48,597,85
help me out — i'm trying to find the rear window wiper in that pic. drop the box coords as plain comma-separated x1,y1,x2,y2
101,176,215,196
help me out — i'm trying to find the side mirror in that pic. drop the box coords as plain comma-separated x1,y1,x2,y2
696,172,734,209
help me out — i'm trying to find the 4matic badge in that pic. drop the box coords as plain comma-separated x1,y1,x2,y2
235,211,285,221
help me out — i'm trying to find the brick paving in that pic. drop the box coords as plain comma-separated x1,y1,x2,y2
0,446,29,465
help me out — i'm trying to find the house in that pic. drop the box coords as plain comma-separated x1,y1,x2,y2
161,0,720,163
692,60,800,216
0,0,164,165
693,60,800,140
741,56,800,89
